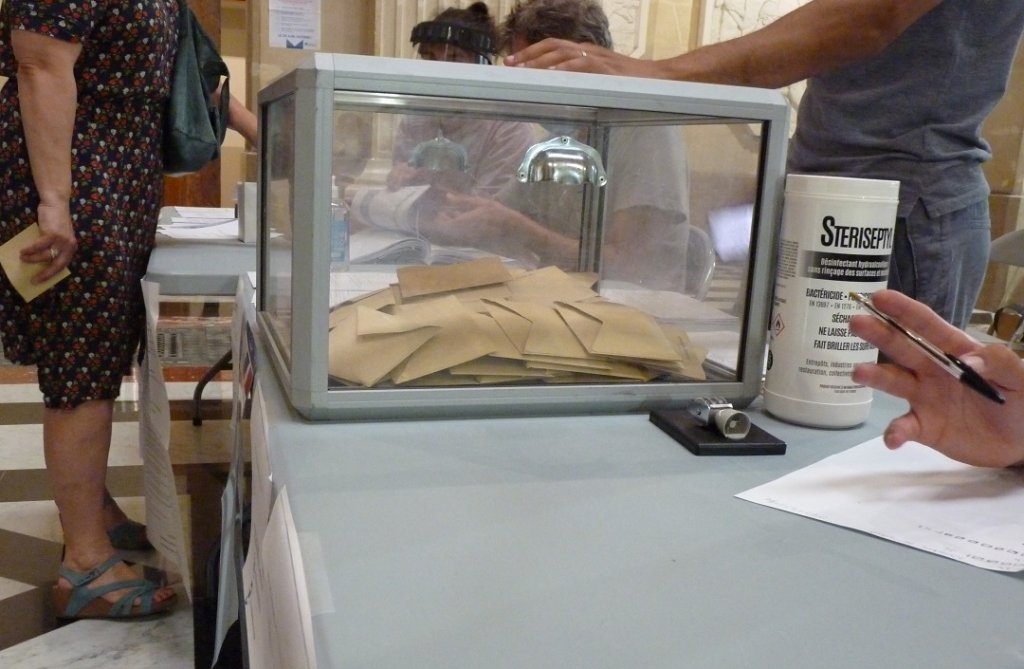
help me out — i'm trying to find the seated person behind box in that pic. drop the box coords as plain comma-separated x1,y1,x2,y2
387,3,537,200
418,0,691,291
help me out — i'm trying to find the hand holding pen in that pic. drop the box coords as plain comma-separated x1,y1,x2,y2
850,291,1004,404
848,290,1024,468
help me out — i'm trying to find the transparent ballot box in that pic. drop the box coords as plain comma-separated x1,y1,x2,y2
258,54,788,420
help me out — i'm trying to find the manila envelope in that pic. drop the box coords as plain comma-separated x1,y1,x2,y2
522,352,654,380
521,352,612,373
555,303,603,350
449,357,553,379
401,370,468,386
463,310,576,379
0,224,71,302
547,372,643,384
388,295,498,384
396,256,512,299
495,299,590,360
470,311,524,361
484,302,614,372
328,306,438,386
399,282,512,314
555,304,664,381
356,303,440,336
506,266,598,304
483,299,532,354
561,300,681,362
507,284,600,306
647,325,708,380
329,286,397,330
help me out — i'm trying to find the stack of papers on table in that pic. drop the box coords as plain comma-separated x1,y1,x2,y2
158,207,239,240
348,223,520,268
349,229,430,265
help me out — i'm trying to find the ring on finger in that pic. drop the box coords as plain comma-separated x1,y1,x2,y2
49,247,58,261
581,49,588,58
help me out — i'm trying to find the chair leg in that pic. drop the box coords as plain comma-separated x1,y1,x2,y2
193,349,233,426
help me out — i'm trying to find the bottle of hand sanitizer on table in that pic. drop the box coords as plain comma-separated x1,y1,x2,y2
330,175,349,272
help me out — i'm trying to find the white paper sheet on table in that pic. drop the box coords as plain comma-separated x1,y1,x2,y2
737,437,1024,572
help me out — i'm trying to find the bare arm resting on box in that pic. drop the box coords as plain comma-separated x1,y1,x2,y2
850,290,1024,468
505,0,943,88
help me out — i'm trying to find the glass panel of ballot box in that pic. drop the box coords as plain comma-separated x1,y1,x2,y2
257,54,789,420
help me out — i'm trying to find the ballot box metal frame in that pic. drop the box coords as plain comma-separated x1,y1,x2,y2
256,53,789,420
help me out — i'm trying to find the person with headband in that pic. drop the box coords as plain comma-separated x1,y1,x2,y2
411,1,497,64
386,2,536,200
419,0,692,291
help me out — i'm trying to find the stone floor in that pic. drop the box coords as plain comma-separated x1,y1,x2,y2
0,362,235,669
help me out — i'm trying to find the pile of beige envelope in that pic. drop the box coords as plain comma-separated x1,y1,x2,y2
327,257,708,387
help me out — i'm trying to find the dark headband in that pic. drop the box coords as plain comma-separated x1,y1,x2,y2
410,20,495,61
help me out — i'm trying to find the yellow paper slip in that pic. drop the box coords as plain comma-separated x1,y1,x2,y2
0,224,71,302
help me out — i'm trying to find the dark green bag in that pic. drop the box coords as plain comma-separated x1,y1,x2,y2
163,2,230,175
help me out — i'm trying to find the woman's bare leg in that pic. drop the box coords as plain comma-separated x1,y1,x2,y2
45,399,174,607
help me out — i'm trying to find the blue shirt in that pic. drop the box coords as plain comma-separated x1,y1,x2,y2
788,0,1024,218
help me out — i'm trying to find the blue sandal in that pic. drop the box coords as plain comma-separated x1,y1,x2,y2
52,556,176,620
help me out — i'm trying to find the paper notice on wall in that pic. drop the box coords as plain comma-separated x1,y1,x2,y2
269,0,320,49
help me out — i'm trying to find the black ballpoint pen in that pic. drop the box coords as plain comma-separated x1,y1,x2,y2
850,292,1006,405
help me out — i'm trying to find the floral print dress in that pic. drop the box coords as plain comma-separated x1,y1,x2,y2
0,0,178,408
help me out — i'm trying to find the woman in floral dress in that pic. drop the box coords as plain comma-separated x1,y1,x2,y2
0,0,189,619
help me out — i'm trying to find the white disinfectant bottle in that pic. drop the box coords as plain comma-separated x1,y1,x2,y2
763,174,900,428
